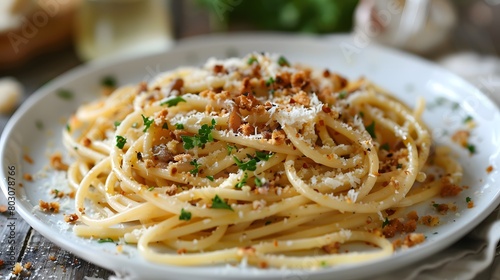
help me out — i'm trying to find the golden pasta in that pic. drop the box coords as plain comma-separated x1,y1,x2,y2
62,53,462,269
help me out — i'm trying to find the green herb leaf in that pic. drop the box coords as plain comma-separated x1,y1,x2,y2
255,151,273,162
66,124,71,132
161,96,186,107
211,195,233,211
277,56,290,67
97,238,114,243
175,123,184,129
320,261,327,267
338,90,347,99
206,175,214,181
359,111,364,118
247,57,258,65
114,121,121,127
226,144,237,155
432,203,440,209
466,143,476,154
189,159,201,175
101,76,117,88
181,119,216,150
265,220,272,225
235,172,248,189
380,143,390,151
179,208,192,221
141,114,154,132
233,156,257,172
57,89,73,100
365,121,376,139
116,135,127,149
382,217,390,228
266,77,275,87
466,197,471,203
254,177,262,187
148,186,155,191
162,123,169,130
35,120,44,130
396,163,403,169
463,116,473,123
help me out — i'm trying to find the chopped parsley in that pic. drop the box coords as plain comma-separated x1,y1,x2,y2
358,111,364,118
206,175,214,181
255,151,273,161
175,123,184,129
57,89,73,100
226,144,237,155
266,77,275,87
101,76,117,88
382,217,390,228
235,172,248,189
116,135,127,149
320,261,327,267
161,96,186,107
338,90,347,99
380,143,390,151
233,151,273,172
148,186,155,191
233,156,257,172
189,159,201,175
97,238,114,243
181,119,216,150
141,114,154,132
466,143,476,154
162,123,169,130
53,189,60,198
66,124,71,132
114,121,121,127
365,121,376,139
432,203,440,209
247,57,258,65
396,163,403,169
466,197,471,203
211,195,233,211
35,120,44,130
463,116,473,123
264,220,272,226
254,177,262,187
179,208,192,221
277,56,290,67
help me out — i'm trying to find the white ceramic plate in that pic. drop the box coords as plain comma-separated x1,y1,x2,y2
1,34,500,280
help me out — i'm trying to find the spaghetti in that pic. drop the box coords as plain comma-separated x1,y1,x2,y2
63,53,462,268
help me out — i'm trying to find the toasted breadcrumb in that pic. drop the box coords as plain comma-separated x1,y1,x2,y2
12,262,23,275
486,165,494,173
64,213,79,223
23,173,33,181
39,200,60,213
322,242,340,254
421,215,440,226
50,152,69,171
23,262,32,269
49,255,57,261
23,154,34,164
403,233,425,247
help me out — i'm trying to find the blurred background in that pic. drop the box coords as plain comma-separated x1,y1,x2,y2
0,0,500,121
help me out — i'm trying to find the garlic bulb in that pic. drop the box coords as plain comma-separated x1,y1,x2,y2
354,0,457,54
